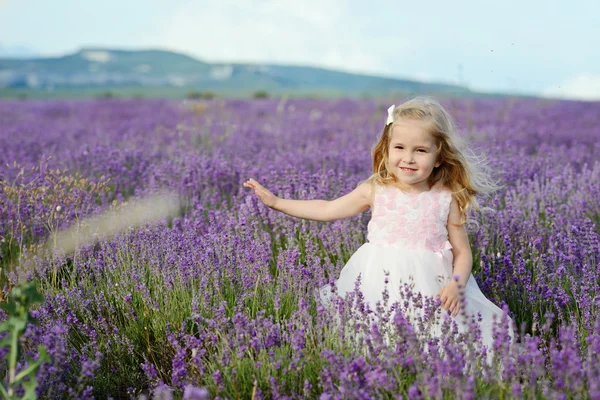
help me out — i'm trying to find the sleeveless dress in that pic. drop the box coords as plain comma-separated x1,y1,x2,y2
318,182,513,351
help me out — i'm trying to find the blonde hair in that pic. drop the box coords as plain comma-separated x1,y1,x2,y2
364,96,500,225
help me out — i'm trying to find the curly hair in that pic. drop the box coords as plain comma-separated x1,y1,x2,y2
363,96,500,225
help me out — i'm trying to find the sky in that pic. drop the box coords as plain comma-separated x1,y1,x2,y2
1,0,599,100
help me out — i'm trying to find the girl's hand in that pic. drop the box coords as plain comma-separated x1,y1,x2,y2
438,280,461,317
243,178,279,208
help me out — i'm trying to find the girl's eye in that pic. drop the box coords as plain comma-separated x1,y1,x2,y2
394,146,427,152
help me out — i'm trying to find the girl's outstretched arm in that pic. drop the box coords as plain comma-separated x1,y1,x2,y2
243,178,372,222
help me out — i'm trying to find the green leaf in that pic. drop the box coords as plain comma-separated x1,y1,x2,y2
22,281,44,301
0,382,10,400
10,287,22,299
8,317,26,332
0,336,11,347
0,321,12,333
0,302,17,314
14,346,49,382
23,290,44,305
14,359,43,382
20,373,39,400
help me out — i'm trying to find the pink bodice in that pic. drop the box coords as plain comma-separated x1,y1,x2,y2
367,183,453,253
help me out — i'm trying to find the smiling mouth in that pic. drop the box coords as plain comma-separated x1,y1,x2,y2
400,167,417,171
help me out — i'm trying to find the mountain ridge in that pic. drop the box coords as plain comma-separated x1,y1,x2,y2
0,47,474,97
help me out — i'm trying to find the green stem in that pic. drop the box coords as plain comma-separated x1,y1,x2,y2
9,324,19,384
0,383,9,399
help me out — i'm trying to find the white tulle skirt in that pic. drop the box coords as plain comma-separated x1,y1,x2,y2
316,242,513,352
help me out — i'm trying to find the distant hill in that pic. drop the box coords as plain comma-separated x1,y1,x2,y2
0,48,474,98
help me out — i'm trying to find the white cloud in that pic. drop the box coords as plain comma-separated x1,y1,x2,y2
151,0,415,78
542,73,600,101
210,65,233,80
81,50,114,63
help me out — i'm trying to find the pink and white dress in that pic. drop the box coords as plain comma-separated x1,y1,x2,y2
318,182,512,349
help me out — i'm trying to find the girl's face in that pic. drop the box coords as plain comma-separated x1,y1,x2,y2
388,118,440,193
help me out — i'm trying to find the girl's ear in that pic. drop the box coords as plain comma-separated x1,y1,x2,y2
435,161,441,168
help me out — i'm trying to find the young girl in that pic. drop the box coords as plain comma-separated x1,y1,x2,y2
243,96,512,351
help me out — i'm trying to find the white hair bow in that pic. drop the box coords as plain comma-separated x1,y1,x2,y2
386,104,395,125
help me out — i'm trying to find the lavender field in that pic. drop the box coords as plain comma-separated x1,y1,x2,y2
1,96,599,399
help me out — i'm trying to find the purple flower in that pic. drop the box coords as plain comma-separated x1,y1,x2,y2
183,385,210,400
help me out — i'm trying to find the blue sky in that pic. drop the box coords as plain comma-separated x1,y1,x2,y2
1,0,599,100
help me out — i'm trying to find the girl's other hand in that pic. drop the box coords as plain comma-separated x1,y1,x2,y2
243,178,279,208
438,280,460,317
